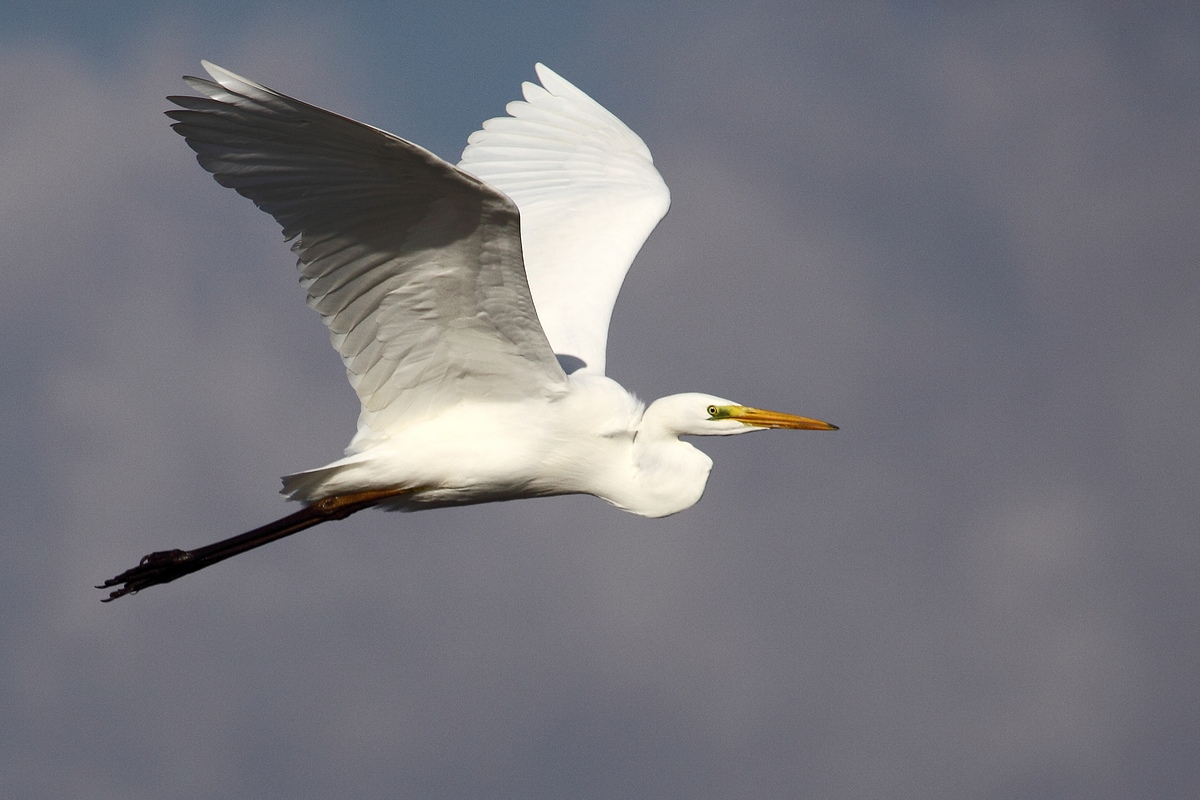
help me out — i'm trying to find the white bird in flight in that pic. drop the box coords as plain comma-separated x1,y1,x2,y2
100,61,837,601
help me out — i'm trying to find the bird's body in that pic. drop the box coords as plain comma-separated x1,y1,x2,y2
286,375,711,518
100,61,836,600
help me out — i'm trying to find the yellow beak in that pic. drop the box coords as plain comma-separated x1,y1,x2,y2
725,406,839,431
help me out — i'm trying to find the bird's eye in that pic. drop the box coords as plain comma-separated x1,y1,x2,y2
707,405,717,416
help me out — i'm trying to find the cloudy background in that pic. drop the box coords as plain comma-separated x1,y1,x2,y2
3,2,1197,798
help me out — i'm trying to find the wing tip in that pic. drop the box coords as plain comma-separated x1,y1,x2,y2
193,60,270,95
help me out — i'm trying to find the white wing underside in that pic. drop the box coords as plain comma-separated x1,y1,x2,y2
169,62,568,443
459,64,671,377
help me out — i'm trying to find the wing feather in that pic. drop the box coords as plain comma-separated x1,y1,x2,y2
168,62,566,440
458,64,670,376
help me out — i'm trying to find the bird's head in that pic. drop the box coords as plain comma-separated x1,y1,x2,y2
645,392,838,438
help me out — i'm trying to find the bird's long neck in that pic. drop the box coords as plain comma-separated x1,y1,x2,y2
605,401,714,518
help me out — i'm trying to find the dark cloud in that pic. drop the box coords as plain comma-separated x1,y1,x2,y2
2,4,1197,798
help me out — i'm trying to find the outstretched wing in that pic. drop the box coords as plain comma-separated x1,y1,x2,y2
458,64,670,377
167,62,567,436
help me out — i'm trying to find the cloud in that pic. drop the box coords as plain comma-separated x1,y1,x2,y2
1,4,1197,799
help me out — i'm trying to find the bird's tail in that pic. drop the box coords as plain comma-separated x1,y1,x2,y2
279,465,344,502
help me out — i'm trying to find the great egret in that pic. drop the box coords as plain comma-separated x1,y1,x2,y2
99,62,837,601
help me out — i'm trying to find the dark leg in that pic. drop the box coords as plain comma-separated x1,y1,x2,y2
97,488,407,602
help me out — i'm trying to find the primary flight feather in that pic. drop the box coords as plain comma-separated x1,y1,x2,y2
100,61,836,601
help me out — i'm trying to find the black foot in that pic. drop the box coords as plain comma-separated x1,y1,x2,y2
97,490,402,602
97,549,198,602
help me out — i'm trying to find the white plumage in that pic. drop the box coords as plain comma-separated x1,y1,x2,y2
459,63,671,378
99,61,836,600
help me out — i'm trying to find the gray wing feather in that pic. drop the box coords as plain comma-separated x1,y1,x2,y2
168,62,566,436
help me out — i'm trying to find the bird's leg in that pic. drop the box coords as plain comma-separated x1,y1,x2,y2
97,488,409,602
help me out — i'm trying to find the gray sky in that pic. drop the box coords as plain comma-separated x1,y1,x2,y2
3,3,1198,798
